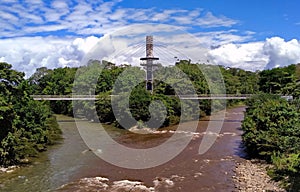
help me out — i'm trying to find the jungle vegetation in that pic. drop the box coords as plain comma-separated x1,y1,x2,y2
28,60,259,127
242,64,300,190
0,62,61,166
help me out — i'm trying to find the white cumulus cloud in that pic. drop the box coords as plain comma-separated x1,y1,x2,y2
208,37,300,71
0,36,101,77
208,42,267,71
263,37,300,69
1,33,300,79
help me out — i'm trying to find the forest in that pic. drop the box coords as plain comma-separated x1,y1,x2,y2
0,62,61,166
28,60,259,123
0,60,299,190
242,64,300,191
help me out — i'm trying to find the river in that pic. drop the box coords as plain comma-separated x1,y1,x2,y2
0,106,246,192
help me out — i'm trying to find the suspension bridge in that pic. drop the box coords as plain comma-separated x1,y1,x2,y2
31,36,256,101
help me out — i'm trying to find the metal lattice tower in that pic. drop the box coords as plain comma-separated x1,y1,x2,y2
140,36,159,93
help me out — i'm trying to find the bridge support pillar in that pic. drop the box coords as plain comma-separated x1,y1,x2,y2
140,36,159,94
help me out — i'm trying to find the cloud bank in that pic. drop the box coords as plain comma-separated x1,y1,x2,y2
208,37,300,71
1,1,300,77
1,34,300,77
0,36,98,77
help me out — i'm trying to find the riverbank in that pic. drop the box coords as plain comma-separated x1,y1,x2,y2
0,166,19,174
233,159,286,192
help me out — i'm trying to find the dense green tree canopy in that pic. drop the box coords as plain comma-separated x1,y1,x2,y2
259,64,299,96
242,94,300,190
0,62,61,166
28,60,260,127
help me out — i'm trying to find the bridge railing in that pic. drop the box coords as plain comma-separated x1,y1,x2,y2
177,94,253,97
31,94,294,101
31,95,98,100
31,94,254,100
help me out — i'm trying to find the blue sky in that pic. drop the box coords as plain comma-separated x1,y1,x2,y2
1,0,299,40
0,0,300,76
118,0,300,41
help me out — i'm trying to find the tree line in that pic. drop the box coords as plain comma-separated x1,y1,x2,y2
28,60,260,127
242,64,300,191
27,60,298,130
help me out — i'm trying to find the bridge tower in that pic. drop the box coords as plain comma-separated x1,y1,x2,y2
140,36,159,94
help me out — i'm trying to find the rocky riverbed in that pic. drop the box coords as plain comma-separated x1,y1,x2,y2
233,159,286,192
56,176,183,192
0,166,19,174
58,161,287,192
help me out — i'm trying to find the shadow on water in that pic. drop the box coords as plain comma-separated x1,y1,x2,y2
233,140,249,159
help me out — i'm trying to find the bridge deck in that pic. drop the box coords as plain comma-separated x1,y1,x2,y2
31,94,251,100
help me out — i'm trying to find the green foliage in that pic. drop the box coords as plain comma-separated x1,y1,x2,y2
96,92,114,123
242,93,300,191
270,153,300,190
259,64,299,96
239,64,300,190
0,62,61,166
31,60,259,130
29,66,77,115
243,95,300,158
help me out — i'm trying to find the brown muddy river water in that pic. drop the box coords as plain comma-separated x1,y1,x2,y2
0,106,246,192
